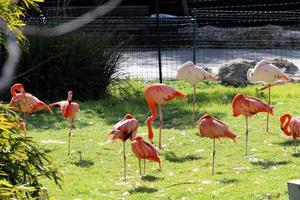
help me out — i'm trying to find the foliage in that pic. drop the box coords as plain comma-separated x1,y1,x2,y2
0,0,43,45
29,79,300,199
0,32,125,101
0,104,61,199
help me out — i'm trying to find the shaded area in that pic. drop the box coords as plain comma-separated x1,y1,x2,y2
164,151,202,163
141,175,162,182
250,159,290,169
129,186,158,194
276,140,300,147
73,159,95,168
219,178,239,184
292,153,300,158
73,151,95,168
164,181,202,189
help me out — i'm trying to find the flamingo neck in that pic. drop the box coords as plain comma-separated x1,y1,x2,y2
10,85,24,96
281,116,291,135
146,103,157,143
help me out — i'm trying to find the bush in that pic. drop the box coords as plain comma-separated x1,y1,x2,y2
0,104,62,199
0,32,125,101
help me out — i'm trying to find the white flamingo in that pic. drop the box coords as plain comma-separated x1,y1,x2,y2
247,59,291,132
176,61,218,127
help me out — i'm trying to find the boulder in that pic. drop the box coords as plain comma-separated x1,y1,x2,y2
218,59,256,87
271,58,299,75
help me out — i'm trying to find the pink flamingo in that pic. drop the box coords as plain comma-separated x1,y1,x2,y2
247,59,291,132
9,83,52,135
176,61,218,127
280,113,300,153
144,83,187,149
131,136,161,176
198,114,236,175
107,113,138,181
232,93,273,156
50,91,79,155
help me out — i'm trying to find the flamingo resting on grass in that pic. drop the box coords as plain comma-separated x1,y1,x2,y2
176,61,218,127
50,91,79,156
198,114,236,175
247,59,291,132
107,114,139,181
9,83,52,135
232,93,273,156
280,113,300,153
144,83,187,149
131,136,161,176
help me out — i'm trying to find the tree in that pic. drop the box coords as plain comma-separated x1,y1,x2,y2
0,104,62,199
0,0,43,45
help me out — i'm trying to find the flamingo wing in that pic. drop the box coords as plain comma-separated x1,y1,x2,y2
289,117,300,140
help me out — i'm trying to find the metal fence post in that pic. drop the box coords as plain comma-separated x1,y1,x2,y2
155,0,162,83
192,9,197,64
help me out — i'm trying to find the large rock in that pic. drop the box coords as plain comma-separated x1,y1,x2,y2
271,58,299,75
218,59,255,87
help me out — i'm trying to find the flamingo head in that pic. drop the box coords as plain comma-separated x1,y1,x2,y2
11,83,25,95
67,91,73,102
124,113,135,119
246,68,254,82
279,113,292,132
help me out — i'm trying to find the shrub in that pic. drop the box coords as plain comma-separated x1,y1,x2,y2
0,104,62,199
0,32,125,101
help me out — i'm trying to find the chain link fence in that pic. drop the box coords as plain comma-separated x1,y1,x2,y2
25,7,300,81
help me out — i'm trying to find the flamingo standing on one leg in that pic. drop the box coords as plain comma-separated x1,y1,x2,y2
231,93,273,156
131,136,161,176
49,91,79,156
9,83,53,136
107,114,138,181
176,61,218,127
198,114,236,175
144,83,187,149
247,59,291,132
280,113,300,153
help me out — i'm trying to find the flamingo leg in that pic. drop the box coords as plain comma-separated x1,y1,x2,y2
158,105,164,149
266,84,271,132
192,84,196,128
68,128,72,156
123,142,127,181
245,116,249,156
23,113,28,137
138,159,141,176
212,138,216,176
294,140,297,154
144,159,146,175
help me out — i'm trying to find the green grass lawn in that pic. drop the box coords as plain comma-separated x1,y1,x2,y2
27,80,300,200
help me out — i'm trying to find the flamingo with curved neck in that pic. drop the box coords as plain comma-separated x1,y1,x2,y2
280,113,300,153
144,83,187,149
9,83,53,136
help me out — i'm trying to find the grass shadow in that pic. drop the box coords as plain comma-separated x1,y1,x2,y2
292,153,300,158
164,151,202,163
219,178,239,184
276,140,300,147
250,159,290,169
73,159,95,168
129,186,158,194
141,175,162,182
